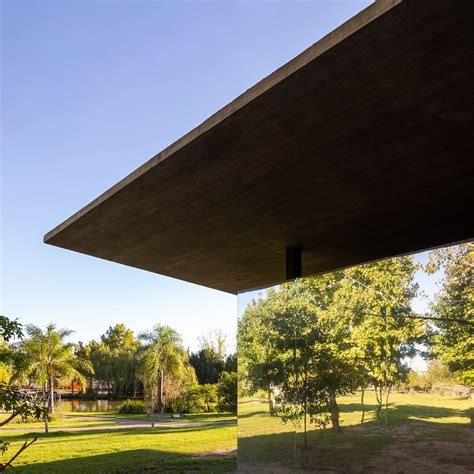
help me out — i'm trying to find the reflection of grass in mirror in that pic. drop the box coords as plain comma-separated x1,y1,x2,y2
238,391,472,471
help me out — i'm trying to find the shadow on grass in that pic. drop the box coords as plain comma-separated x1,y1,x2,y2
2,424,230,444
238,418,471,473
238,410,269,419
239,397,472,472
10,448,237,473
339,402,468,425
238,427,393,472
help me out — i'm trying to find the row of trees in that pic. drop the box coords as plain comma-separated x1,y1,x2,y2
1,321,237,414
238,244,473,445
0,317,237,468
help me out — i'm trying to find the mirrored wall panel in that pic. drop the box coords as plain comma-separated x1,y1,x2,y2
237,244,473,472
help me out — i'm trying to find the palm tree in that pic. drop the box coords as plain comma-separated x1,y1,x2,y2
140,324,189,413
21,324,92,412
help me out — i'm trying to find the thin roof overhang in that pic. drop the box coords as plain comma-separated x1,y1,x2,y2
44,0,474,294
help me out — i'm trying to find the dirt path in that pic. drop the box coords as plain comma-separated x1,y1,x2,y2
1,416,236,433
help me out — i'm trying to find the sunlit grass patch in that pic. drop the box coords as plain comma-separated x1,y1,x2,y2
0,424,237,473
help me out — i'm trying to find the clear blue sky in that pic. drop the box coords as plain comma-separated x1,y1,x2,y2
1,0,439,355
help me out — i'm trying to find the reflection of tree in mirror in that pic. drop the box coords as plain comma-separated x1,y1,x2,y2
425,243,473,385
239,255,439,446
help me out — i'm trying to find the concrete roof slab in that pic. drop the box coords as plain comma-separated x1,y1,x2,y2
45,0,474,293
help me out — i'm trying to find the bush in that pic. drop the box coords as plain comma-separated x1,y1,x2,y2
172,384,218,413
118,399,146,414
217,371,237,413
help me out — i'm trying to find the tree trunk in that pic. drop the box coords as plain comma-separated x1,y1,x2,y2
328,388,340,432
157,368,164,413
375,385,383,419
360,386,365,425
384,386,391,428
303,398,308,449
267,386,274,416
48,372,54,413
71,379,74,396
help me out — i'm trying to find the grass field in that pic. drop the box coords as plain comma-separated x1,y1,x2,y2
0,424,237,472
238,391,473,473
1,391,471,472
0,414,119,430
64,411,236,424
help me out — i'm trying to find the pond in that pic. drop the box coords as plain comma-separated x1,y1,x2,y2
57,399,124,413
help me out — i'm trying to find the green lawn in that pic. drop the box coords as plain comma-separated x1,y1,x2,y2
65,411,236,423
1,391,471,472
0,414,118,430
0,425,237,472
238,391,473,472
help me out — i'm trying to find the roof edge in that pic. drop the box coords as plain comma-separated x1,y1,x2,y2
44,0,402,244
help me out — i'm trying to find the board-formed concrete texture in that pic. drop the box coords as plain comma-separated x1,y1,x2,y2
45,0,474,294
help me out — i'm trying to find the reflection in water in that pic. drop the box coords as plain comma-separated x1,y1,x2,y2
57,399,124,412
58,399,155,413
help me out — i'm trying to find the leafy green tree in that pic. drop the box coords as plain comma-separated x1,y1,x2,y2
239,255,426,438
189,330,227,384
102,324,141,397
140,324,194,412
101,324,139,352
241,276,359,436
342,257,426,421
87,340,113,396
84,325,142,399
270,278,358,437
20,324,92,412
225,353,237,375
0,316,23,384
238,294,284,415
0,316,49,469
426,243,473,385
217,371,237,413
268,290,331,447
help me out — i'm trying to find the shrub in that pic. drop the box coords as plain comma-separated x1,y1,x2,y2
118,399,146,414
217,371,237,413
172,384,218,413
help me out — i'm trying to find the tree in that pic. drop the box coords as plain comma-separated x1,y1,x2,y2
342,257,427,421
189,330,227,384
0,316,23,384
217,371,237,413
426,243,473,385
239,255,426,441
269,292,330,447
100,324,141,398
270,278,358,438
140,324,194,412
20,324,92,412
0,316,48,470
238,294,285,415
101,324,138,352
224,352,237,373
240,275,360,437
